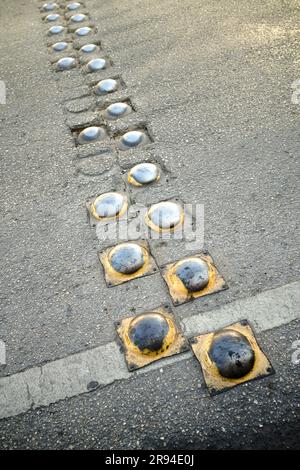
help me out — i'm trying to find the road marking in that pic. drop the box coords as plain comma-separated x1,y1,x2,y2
0,280,299,420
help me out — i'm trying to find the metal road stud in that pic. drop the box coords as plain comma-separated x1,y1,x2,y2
45,13,60,22
87,58,107,72
120,130,144,148
42,3,58,11
145,201,184,232
48,25,64,35
77,126,106,144
189,320,275,395
90,192,128,221
70,13,87,23
80,44,97,53
99,241,157,286
56,57,76,71
162,253,227,305
116,306,189,371
52,42,68,52
75,26,92,36
94,78,118,95
103,102,132,120
66,2,81,10
128,162,160,187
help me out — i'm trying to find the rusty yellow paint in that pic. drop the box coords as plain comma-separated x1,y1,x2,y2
190,321,274,395
116,307,189,371
162,253,226,305
99,241,157,286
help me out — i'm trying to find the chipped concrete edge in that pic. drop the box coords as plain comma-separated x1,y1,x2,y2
0,280,299,420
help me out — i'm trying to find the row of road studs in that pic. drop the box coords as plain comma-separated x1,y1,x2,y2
39,1,274,395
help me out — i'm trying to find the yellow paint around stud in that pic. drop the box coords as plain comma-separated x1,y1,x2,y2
191,321,274,395
162,253,226,305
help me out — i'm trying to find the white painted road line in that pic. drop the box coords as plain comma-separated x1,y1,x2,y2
0,281,299,420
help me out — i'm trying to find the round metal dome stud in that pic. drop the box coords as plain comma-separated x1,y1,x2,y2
209,329,255,379
80,44,97,53
91,192,127,221
127,312,176,356
104,102,131,121
70,13,87,23
45,13,60,22
42,3,58,12
120,130,147,149
56,57,75,71
77,126,106,145
48,25,64,35
52,42,68,52
94,78,118,95
128,162,160,187
146,201,184,232
75,26,92,37
66,2,81,10
108,243,145,275
87,58,107,72
56,57,76,71
175,257,209,293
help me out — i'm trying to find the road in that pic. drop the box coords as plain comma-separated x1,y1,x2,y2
0,0,299,449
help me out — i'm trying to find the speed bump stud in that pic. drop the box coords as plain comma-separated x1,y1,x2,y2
162,253,226,305
45,13,60,22
70,13,87,22
66,2,81,10
128,162,160,187
75,26,92,36
77,126,107,145
52,41,68,52
119,130,146,149
116,306,189,371
90,191,128,221
48,25,64,35
80,43,98,53
86,58,107,72
94,78,118,95
103,102,132,121
99,240,157,286
189,320,275,395
145,200,184,232
56,57,76,71
42,3,58,11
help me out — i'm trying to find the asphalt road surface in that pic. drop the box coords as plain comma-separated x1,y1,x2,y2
0,0,299,450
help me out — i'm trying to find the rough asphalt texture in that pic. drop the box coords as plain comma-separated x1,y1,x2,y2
0,0,299,449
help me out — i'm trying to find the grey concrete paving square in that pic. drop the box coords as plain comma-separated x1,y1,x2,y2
0,0,299,449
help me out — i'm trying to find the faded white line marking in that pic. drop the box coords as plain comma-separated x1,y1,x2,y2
0,281,299,420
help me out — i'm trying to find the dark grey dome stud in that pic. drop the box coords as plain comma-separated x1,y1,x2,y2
175,258,209,292
109,243,145,275
128,313,170,354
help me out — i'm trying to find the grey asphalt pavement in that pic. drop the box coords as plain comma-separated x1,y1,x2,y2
0,0,299,449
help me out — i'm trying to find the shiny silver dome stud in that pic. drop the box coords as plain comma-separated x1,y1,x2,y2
42,3,58,11
56,57,76,71
146,201,184,231
94,78,118,95
120,130,145,148
77,126,106,144
128,163,160,186
87,58,107,72
48,25,64,35
104,102,131,120
70,13,87,22
45,13,60,22
66,2,81,10
52,42,68,52
175,258,209,292
75,26,92,36
80,44,97,53
91,192,127,220
108,243,145,275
